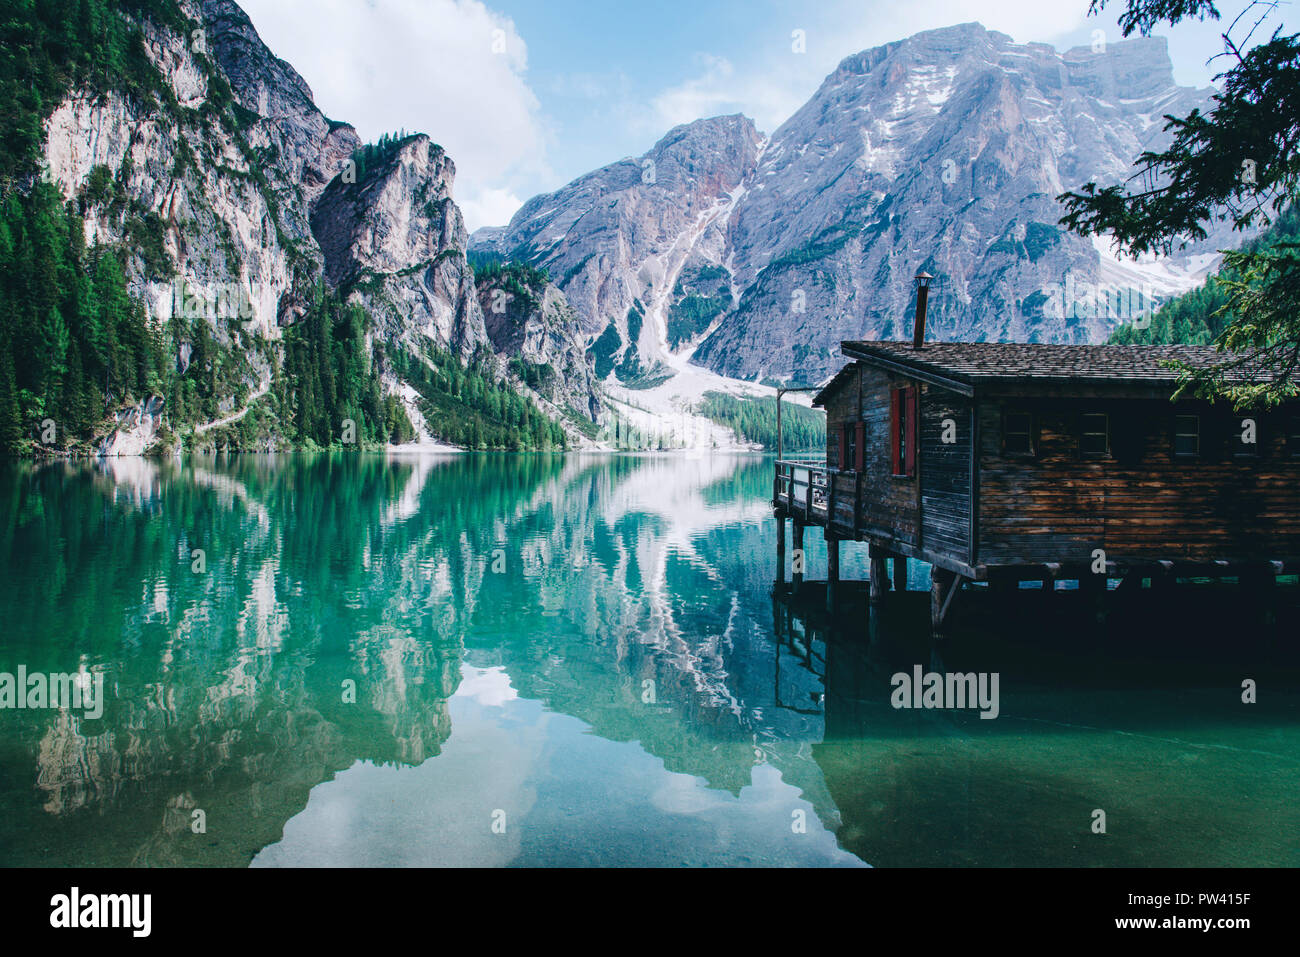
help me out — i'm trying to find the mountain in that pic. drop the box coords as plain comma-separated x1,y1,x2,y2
473,23,1235,386
1108,202,1300,347
0,0,598,456
472,262,601,422
472,113,763,384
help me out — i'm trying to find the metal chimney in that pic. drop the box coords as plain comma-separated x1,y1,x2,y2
912,271,933,350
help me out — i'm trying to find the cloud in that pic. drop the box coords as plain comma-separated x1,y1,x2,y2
646,54,810,137
459,187,526,233
237,0,547,230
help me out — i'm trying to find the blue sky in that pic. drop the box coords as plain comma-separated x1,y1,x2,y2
237,0,1283,231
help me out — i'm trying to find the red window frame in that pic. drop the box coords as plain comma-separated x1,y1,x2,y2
839,421,866,471
891,386,917,477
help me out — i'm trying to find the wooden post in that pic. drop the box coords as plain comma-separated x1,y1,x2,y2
869,544,888,604
1079,572,1105,595
892,556,908,594
772,592,785,648
1042,562,1060,594
826,534,840,613
792,521,805,593
775,511,786,587
930,568,961,634
1116,569,1145,594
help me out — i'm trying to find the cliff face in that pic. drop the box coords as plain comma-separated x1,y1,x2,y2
41,1,322,343
33,0,592,453
474,272,600,420
472,114,764,381
474,23,1233,386
311,135,488,362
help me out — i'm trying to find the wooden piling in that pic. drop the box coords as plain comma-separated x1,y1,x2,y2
826,535,840,613
775,511,786,587
1240,565,1278,627
792,521,805,592
869,545,888,604
930,568,961,634
892,555,908,594
1079,569,1107,625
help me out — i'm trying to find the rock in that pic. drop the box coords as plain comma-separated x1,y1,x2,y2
311,135,488,360
474,270,600,421
471,114,763,380
474,23,1238,386
96,397,167,457
36,0,574,452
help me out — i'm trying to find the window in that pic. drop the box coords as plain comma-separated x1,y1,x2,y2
1173,414,1199,457
891,386,917,477
1003,411,1034,456
838,422,865,471
1290,416,1300,457
1079,413,1109,457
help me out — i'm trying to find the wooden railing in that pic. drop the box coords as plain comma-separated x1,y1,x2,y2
774,459,830,521
775,459,863,537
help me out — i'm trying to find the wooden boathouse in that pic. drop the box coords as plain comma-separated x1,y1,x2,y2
774,331,1300,632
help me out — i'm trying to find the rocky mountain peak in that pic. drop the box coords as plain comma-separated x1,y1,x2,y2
313,134,462,287
199,0,359,204
311,133,486,360
1062,34,1177,99
478,22,1230,388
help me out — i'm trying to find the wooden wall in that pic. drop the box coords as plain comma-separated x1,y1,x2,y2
823,375,857,469
855,369,919,546
820,367,973,563
920,384,973,563
977,397,1300,563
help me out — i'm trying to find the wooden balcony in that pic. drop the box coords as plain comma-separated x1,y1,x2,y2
773,459,860,538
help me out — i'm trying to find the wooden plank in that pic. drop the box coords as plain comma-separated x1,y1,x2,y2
826,535,840,613
976,398,1300,563
930,568,961,633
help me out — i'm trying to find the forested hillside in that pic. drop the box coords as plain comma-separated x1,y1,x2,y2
0,0,582,456
698,392,825,451
1109,205,1300,347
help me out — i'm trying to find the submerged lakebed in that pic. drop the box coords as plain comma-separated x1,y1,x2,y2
0,453,1295,867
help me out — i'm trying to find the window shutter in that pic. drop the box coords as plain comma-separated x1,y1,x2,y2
905,387,918,476
854,421,866,472
890,389,901,475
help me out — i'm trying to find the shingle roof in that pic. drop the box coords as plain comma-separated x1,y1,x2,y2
836,340,1265,391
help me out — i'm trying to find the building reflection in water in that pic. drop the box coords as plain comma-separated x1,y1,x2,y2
1,453,1295,867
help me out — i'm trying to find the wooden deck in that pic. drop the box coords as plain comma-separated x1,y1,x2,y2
774,459,1299,632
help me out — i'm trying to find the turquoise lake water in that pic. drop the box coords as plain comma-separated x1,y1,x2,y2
0,453,1295,866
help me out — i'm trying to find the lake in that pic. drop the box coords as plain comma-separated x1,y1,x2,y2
0,453,1296,867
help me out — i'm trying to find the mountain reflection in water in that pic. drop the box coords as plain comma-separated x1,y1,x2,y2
0,453,1295,867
